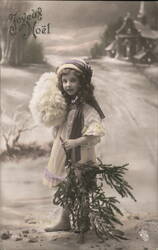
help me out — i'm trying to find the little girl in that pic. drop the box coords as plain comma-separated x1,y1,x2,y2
30,58,105,232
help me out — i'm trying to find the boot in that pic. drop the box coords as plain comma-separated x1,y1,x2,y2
45,209,71,232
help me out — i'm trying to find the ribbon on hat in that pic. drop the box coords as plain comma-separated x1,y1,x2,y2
56,58,93,83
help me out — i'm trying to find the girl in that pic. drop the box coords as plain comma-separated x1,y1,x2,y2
29,58,105,232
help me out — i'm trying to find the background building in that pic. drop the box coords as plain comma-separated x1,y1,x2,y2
105,1,158,63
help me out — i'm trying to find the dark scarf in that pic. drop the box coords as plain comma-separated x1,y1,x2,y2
65,97,84,165
88,97,105,120
65,96,105,166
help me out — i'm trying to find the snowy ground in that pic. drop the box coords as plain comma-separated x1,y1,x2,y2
0,56,158,249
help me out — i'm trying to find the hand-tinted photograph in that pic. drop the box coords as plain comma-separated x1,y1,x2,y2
0,1,158,249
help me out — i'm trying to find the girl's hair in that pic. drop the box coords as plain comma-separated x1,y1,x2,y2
57,68,95,106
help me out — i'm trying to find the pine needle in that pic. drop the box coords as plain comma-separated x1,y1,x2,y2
53,159,136,241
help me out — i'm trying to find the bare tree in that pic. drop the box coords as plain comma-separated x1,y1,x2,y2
1,108,36,155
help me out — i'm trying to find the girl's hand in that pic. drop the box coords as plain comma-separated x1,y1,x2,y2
61,136,94,151
62,139,78,150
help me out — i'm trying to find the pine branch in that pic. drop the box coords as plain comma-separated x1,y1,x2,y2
53,160,136,241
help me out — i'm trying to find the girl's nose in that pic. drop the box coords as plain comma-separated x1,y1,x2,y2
66,81,71,87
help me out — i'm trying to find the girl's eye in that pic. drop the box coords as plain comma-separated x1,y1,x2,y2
70,78,77,82
62,79,67,83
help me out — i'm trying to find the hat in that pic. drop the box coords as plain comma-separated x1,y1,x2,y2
56,58,93,83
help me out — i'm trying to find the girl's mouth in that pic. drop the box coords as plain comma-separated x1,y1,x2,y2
65,88,78,96
66,89,73,93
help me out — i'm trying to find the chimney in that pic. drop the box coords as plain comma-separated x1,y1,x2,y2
137,1,147,24
139,1,145,16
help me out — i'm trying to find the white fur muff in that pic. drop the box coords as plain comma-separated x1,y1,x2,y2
29,72,67,127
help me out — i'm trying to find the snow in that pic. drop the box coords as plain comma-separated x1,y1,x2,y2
1,57,158,216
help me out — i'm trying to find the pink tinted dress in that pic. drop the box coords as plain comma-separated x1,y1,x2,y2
43,103,105,188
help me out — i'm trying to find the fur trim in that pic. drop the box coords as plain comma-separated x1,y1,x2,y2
29,72,67,127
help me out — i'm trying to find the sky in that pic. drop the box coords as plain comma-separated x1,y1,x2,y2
25,1,158,56
30,1,140,56
32,1,141,28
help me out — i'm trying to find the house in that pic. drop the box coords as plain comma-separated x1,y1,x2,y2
105,2,158,63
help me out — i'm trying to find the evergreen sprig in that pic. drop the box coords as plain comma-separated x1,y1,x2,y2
53,159,136,241
97,158,136,202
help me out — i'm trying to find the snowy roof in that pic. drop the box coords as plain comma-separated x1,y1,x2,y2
134,20,158,40
116,14,139,36
134,51,147,60
116,34,139,38
105,40,117,51
134,50,154,60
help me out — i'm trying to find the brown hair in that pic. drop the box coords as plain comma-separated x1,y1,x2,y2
57,68,105,119
57,68,95,105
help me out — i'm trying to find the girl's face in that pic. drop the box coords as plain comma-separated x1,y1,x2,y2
62,71,80,96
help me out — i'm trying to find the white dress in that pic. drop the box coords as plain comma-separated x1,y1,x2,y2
43,103,105,187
